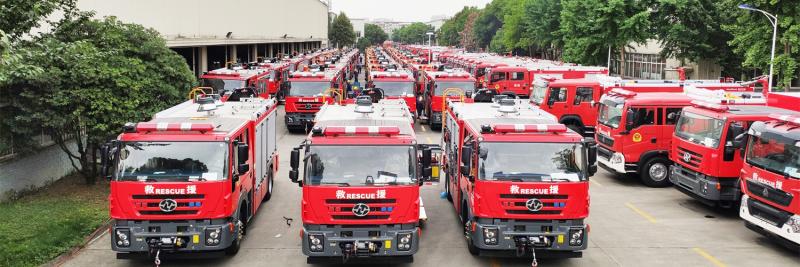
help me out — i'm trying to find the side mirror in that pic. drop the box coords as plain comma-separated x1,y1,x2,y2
460,165,471,177
461,146,473,165
733,133,747,149
625,109,637,131
237,143,249,163
237,163,250,175
289,169,299,183
100,144,111,180
586,138,597,166
290,148,300,170
547,97,556,106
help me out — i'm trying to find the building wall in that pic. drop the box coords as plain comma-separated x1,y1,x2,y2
615,40,723,80
78,0,328,46
351,18,366,38
0,141,78,202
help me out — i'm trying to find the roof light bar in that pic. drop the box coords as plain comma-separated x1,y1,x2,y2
323,126,401,136
136,122,215,132
608,88,637,97
690,100,729,112
492,124,567,133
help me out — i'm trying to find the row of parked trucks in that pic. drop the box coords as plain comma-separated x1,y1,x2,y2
99,43,799,266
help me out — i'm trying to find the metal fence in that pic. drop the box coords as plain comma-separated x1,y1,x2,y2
610,52,667,79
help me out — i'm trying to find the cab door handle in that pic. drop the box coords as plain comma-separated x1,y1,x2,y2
651,138,657,143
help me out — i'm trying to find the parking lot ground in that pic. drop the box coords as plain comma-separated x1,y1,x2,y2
62,106,800,267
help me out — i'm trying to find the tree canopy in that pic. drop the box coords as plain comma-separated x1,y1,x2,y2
0,5,196,184
330,12,356,48
363,24,388,46
437,6,480,47
392,22,435,44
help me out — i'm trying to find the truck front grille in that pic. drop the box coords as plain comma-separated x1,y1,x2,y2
746,180,793,207
499,194,568,216
131,194,204,216
676,146,702,168
325,199,397,220
747,197,792,227
293,102,323,111
597,133,614,147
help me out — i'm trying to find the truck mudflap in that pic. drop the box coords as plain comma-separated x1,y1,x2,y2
669,164,740,206
466,218,586,258
111,219,235,256
302,224,419,263
740,195,800,246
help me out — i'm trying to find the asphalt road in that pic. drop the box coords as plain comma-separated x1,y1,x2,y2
63,106,800,267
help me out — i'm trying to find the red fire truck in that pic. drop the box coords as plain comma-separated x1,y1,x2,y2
284,69,345,131
738,105,800,248
249,59,292,101
367,70,417,115
670,101,796,207
288,98,436,263
419,70,476,130
101,94,279,261
200,66,272,98
595,87,765,187
487,66,609,97
441,98,596,262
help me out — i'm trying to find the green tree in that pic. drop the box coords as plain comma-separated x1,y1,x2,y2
489,27,506,53
363,24,388,46
0,0,74,40
0,14,196,184
437,6,480,46
560,0,652,67
329,12,356,48
722,0,800,89
394,23,435,44
472,0,510,50
649,0,741,77
521,0,563,59
499,0,526,54
356,37,370,51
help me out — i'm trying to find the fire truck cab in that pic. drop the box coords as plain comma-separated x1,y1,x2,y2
420,70,476,130
738,101,800,248
288,98,436,263
442,98,596,259
285,69,345,131
367,70,417,115
102,95,279,259
670,101,796,207
488,66,609,98
200,66,272,98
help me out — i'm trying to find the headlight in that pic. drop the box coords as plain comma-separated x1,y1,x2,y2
115,229,131,247
205,228,221,246
287,117,294,123
569,229,584,246
308,234,324,252
787,216,800,233
482,228,498,245
397,232,413,251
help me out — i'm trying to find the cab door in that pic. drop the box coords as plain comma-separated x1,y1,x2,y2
571,87,596,126
624,106,659,162
509,71,527,96
545,86,569,117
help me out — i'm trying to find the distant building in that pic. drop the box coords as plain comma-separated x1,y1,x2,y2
611,40,722,80
350,18,367,38
427,15,449,31
371,19,413,37
77,0,330,76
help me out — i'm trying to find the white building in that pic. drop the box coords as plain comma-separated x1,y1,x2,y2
427,15,449,31
77,0,330,76
612,40,722,80
350,18,367,38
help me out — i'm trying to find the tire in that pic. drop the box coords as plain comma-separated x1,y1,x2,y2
262,168,273,203
445,174,453,202
461,203,479,255
565,123,584,136
225,218,244,255
641,157,671,187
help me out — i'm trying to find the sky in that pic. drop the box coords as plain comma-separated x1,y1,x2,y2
329,0,493,22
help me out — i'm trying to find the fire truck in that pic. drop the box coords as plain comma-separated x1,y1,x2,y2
367,70,417,115
441,98,596,262
287,98,436,263
595,87,764,187
670,100,796,207
101,94,279,261
487,65,609,97
248,59,292,101
738,93,800,248
532,77,760,136
200,66,272,98
419,70,476,130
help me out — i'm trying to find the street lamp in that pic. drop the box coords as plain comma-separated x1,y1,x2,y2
426,32,435,65
738,3,778,92
426,32,434,46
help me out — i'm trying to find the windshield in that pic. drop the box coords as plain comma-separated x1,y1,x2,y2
289,81,330,96
435,81,475,95
746,134,800,179
675,111,725,148
116,142,228,182
598,100,624,129
201,78,246,93
373,81,415,96
479,142,586,182
531,84,547,105
305,145,417,186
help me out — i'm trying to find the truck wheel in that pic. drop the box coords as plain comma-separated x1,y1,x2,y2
444,175,453,202
641,157,671,187
262,168,274,203
225,219,244,255
461,205,479,256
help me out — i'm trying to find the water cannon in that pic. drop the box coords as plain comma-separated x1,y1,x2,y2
354,96,374,113
497,99,518,114
197,96,218,113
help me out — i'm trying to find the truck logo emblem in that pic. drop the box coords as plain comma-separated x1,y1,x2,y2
525,198,543,212
159,199,178,213
352,203,370,217
762,188,769,197
683,152,692,162
305,104,312,109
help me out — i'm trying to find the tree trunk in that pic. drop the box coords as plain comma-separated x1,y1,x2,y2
619,47,626,78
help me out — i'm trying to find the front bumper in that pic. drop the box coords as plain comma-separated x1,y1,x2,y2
740,195,800,245
285,112,316,128
430,111,442,125
468,218,587,254
670,165,740,203
302,224,419,258
596,147,634,174
111,219,235,254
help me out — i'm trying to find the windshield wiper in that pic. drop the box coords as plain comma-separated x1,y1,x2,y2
320,182,350,187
